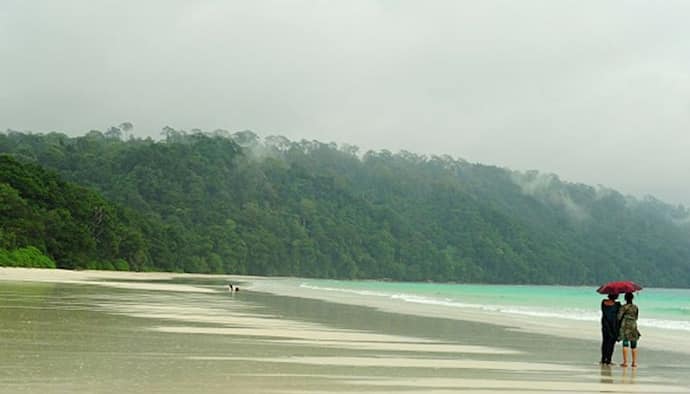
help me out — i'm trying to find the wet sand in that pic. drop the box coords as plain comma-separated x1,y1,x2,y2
1,268,689,393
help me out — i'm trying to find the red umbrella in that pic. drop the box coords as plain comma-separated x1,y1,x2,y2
596,281,642,294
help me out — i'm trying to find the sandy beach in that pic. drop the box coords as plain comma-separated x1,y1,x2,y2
1,268,689,393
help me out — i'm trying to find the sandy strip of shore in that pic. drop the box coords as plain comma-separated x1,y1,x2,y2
1,266,182,281
0,267,252,293
0,266,258,283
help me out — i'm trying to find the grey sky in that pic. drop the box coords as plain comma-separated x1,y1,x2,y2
1,1,689,206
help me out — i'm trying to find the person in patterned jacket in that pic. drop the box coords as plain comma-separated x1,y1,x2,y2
618,292,641,367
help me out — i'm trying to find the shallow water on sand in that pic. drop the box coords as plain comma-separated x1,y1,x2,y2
1,271,689,393
298,279,690,331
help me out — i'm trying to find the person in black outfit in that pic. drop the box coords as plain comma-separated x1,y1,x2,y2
600,293,621,365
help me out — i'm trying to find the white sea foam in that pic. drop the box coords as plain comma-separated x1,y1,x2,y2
299,283,394,298
299,283,690,332
639,318,690,332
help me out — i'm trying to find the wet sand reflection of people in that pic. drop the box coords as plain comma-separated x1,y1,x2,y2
599,365,613,384
621,366,637,385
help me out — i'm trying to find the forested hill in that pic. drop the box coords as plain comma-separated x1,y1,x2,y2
2,129,690,287
0,155,159,270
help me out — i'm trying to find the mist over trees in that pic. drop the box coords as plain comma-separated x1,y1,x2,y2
1,129,689,287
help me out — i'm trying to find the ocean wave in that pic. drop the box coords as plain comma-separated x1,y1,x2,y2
299,283,690,332
639,318,690,331
299,283,394,298
389,293,599,321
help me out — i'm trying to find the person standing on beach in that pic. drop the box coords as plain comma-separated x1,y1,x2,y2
618,292,641,367
600,293,620,365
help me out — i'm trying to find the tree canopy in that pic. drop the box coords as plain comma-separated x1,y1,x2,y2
2,129,689,287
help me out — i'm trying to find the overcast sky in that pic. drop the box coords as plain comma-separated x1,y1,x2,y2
1,1,689,206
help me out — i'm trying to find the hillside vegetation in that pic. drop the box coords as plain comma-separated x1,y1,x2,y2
2,129,689,287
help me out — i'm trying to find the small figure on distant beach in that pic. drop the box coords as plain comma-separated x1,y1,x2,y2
618,292,641,368
600,293,621,365
227,282,234,292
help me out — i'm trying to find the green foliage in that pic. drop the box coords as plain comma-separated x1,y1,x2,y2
113,259,130,271
2,130,690,287
0,154,151,270
0,246,56,268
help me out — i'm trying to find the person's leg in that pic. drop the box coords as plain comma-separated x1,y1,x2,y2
600,331,607,363
631,341,638,367
620,341,629,367
604,336,615,364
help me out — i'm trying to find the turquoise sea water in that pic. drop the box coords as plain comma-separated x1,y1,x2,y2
299,280,690,332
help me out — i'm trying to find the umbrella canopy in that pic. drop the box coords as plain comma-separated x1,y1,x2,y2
596,281,642,294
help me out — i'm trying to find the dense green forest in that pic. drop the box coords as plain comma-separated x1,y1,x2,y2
2,128,689,287
0,155,158,270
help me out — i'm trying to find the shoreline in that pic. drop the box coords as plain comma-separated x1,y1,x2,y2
2,267,688,355
248,277,690,356
3,267,688,354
